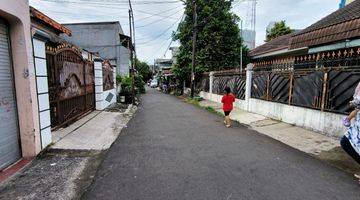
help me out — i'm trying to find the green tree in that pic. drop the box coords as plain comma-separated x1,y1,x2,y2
266,20,294,42
120,75,146,94
135,58,152,82
173,0,249,82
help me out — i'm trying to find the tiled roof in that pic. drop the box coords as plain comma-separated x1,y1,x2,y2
30,7,72,36
289,0,360,49
249,32,297,57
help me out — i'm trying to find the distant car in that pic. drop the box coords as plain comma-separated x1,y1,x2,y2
150,80,158,88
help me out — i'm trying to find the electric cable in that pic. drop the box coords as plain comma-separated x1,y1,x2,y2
136,13,184,45
136,9,184,28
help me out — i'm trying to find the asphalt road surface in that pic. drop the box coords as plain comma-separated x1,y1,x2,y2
83,89,360,200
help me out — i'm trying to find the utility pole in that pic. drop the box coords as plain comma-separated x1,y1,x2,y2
252,0,257,48
128,3,135,105
131,6,137,70
240,19,243,74
190,0,197,98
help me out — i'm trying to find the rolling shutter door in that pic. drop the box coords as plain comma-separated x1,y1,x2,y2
0,18,21,170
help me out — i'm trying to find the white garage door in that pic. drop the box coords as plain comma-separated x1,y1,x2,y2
0,18,21,170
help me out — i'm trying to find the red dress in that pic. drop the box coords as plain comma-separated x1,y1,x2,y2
221,94,235,111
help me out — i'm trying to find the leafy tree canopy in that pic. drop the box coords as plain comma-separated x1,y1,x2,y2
135,58,152,82
265,20,294,42
173,0,249,81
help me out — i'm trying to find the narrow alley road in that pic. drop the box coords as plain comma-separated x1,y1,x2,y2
83,89,360,200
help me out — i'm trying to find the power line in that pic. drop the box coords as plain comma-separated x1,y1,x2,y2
163,39,174,57
139,1,245,57
41,0,182,5
137,34,172,47
141,1,236,62
147,36,173,60
136,21,182,46
158,38,173,57
136,14,184,45
162,11,185,56
39,0,184,24
41,9,130,18
135,7,184,21
136,9,184,28
35,5,184,34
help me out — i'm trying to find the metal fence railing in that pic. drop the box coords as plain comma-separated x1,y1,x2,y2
198,70,246,100
197,47,360,115
251,66,360,115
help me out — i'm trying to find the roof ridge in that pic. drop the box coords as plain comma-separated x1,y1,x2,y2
294,0,360,36
249,32,297,57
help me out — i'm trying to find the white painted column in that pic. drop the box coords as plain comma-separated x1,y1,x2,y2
95,60,117,110
245,63,254,111
113,66,117,91
209,71,214,94
33,38,52,149
113,66,117,102
94,59,104,110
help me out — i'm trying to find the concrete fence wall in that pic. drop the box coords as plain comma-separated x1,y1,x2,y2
199,64,347,138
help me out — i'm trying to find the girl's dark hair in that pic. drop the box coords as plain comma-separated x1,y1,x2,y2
224,86,231,95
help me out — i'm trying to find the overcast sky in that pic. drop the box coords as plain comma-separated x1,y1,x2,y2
29,0,339,63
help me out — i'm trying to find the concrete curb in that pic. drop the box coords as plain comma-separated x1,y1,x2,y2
124,104,135,115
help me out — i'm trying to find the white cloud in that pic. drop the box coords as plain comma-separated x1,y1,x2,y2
30,0,339,63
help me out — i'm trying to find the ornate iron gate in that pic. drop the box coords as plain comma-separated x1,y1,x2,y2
102,61,114,91
46,44,95,128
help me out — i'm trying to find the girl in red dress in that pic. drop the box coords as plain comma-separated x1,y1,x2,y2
221,87,235,127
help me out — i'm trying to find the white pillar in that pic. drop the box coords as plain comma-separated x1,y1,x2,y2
245,63,254,111
209,71,214,94
113,66,117,90
94,58,104,110
33,38,52,149
113,66,117,100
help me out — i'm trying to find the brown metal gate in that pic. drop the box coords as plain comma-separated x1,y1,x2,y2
46,43,95,128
